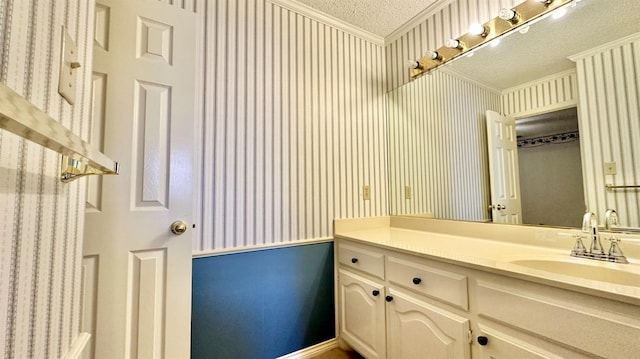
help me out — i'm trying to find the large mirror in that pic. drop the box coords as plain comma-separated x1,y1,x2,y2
388,0,640,229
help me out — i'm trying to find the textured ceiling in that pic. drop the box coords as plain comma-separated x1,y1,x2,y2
293,0,441,37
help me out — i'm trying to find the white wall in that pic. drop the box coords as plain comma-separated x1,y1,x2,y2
518,141,585,228
573,33,640,228
0,0,94,357
501,69,584,227
501,69,579,118
387,70,499,221
196,0,389,253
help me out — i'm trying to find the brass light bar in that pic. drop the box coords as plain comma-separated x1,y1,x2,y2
409,0,574,79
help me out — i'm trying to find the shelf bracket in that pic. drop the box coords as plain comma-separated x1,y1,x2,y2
0,82,120,183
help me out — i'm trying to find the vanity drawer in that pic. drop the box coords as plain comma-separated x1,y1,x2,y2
338,243,385,280
475,278,640,359
387,256,468,310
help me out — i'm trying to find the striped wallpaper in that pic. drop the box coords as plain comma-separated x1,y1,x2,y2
196,0,389,252
501,69,579,118
0,0,94,358
385,0,525,91
387,69,500,220
573,34,640,228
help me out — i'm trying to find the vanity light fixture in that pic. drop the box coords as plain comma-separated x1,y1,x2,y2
445,39,464,50
498,8,520,24
409,0,573,79
407,60,424,70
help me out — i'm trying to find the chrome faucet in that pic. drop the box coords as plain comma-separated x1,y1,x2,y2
604,209,619,230
570,211,628,263
582,212,604,256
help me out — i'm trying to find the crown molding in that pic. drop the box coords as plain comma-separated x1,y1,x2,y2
384,0,453,45
268,0,384,45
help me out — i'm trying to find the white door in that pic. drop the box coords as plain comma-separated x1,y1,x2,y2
83,0,196,358
486,110,522,224
386,289,471,359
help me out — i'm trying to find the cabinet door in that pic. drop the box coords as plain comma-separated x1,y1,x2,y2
339,269,386,359
386,289,471,359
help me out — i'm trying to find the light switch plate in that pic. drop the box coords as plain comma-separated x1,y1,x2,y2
604,162,617,175
58,26,79,105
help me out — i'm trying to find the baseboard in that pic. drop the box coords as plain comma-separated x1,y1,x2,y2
63,332,91,359
277,338,338,359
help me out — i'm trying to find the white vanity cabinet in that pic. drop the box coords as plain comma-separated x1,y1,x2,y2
472,274,640,359
336,238,640,359
337,241,472,359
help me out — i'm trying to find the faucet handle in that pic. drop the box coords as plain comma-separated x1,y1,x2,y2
605,237,624,256
603,236,629,263
565,233,587,255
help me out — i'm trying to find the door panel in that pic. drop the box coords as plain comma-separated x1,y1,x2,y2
486,110,522,224
83,1,196,358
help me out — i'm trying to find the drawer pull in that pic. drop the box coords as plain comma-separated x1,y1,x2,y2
477,336,489,346
372,290,380,297
385,295,394,302
351,257,358,264
412,277,422,285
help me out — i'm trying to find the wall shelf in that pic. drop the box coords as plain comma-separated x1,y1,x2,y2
0,82,119,182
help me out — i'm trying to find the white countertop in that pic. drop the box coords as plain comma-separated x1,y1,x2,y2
334,217,640,305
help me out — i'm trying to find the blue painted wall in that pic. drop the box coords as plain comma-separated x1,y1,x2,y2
192,242,335,359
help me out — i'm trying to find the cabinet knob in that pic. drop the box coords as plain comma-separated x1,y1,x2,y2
351,257,358,264
477,336,489,346
412,277,422,285
385,295,394,302
372,290,380,296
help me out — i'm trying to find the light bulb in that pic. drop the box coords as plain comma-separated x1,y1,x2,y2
469,22,488,36
407,60,423,70
498,8,519,23
430,51,443,61
445,39,463,50
537,0,553,4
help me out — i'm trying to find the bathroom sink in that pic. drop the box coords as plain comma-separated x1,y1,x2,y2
509,259,640,286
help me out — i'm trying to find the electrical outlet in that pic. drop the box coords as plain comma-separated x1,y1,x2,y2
404,186,411,200
362,185,370,201
604,162,617,175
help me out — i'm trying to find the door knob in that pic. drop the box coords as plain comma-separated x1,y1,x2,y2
170,220,188,235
